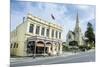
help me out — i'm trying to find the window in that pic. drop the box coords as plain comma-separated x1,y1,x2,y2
16,43,18,48
46,29,49,37
29,24,34,33
36,26,40,34
59,32,61,39
41,27,45,36
14,43,16,48
51,29,54,37
10,43,13,48
56,31,58,38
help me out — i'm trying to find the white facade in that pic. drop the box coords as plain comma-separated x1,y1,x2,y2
10,13,63,56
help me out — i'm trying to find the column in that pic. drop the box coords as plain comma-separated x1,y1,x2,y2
49,28,52,38
44,27,47,37
33,41,37,58
33,24,36,35
58,31,59,39
52,42,55,55
59,42,62,54
43,42,46,57
39,26,42,36
53,30,55,39
27,22,30,33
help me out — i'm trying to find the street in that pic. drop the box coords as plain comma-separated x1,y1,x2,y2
10,50,95,67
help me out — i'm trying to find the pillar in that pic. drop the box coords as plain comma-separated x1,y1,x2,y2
33,41,37,58
43,42,46,57
39,26,42,36
49,28,52,38
44,27,47,37
33,24,36,35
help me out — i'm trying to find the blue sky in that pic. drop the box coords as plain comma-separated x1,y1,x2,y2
11,1,96,41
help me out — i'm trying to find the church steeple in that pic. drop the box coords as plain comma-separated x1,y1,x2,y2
74,12,80,32
74,12,83,45
66,12,84,46
76,12,79,25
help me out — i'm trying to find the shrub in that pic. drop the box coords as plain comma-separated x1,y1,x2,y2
69,41,78,46
62,45,69,51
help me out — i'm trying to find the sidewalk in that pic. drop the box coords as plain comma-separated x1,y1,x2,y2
10,49,95,63
10,53,78,63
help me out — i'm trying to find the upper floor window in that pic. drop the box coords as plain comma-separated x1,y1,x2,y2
59,32,61,39
29,24,34,33
41,27,45,36
36,26,40,35
51,29,54,37
46,28,49,37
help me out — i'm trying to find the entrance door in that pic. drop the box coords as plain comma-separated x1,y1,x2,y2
27,41,35,55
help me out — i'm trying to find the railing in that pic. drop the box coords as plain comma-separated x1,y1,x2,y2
27,36,62,43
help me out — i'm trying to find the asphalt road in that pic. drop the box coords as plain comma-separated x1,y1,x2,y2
10,51,95,67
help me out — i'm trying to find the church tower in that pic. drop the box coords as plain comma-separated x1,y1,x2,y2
74,13,80,31
74,12,83,45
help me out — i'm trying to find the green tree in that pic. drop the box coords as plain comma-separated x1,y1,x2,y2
69,41,78,46
85,22,95,46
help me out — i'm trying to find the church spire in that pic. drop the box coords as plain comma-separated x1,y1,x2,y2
76,12,79,24
74,12,80,31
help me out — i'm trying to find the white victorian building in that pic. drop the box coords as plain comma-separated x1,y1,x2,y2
10,13,63,57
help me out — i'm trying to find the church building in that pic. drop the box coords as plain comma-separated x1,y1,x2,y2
66,13,84,46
